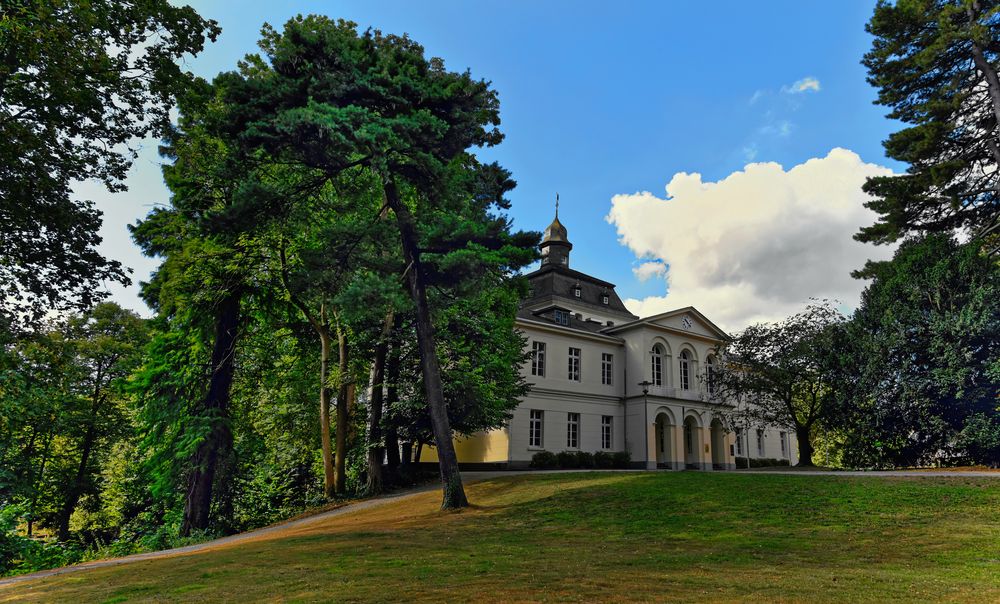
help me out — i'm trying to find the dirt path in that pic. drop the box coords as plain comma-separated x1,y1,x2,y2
2,468,996,587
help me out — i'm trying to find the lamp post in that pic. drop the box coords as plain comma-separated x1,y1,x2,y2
638,380,652,468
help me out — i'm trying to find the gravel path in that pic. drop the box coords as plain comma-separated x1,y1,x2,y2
2,467,997,587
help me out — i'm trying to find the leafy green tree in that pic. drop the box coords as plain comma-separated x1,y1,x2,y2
0,0,218,327
859,0,1000,253
130,86,261,536
221,16,536,508
53,303,148,541
714,302,847,466
836,234,1000,467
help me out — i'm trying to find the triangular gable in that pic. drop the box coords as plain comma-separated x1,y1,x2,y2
604,306,730,340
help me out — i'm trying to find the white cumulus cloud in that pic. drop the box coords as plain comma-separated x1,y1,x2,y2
605,148,896,332
633,261,667,282
783,76,821,94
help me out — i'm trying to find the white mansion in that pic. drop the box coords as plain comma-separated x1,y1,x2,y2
428,210,798,470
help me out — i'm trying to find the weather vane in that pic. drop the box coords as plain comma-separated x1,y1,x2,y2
555,192,559,217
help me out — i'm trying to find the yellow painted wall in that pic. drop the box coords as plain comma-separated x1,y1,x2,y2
421,429,509,464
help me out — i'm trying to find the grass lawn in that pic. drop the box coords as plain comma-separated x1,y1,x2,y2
4,472,1000,603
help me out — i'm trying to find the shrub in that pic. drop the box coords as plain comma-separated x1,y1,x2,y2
735,456,749,469
747,457,790,468
593,451,614,469
530,450,558,469
611,451,631,469
574,451,595,468
556,450,579,469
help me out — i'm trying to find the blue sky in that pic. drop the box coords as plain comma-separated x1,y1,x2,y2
92,1,903,328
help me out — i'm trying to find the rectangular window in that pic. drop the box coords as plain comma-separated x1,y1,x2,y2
651,353,662,387
554,309,569,326
735,429,744,455
529,410,544,448
756,429,765,456
568,347,581,381
680,358,690,390
531,341,546,377
601,353,613,385
780,431,788,457
567,412,579,448
601,416,613,449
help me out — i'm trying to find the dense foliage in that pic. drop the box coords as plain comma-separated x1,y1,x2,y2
859,0,1000,253
0,0,219,328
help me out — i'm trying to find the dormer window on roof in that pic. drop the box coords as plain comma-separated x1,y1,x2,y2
573,283,582,298
553,309,569,326
601,289,609,305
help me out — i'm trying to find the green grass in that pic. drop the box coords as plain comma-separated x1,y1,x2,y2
5,472,1000,603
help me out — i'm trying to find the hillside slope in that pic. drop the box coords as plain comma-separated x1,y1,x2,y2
4,472,1000,603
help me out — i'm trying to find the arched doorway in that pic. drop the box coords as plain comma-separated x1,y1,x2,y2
683,415,702,469
654,412,675,469
710,418,726,470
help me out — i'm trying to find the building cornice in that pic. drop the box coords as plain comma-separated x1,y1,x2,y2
515,317,625,345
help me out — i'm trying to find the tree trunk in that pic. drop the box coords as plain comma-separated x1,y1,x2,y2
319,326,336,499
27,431,53,538
382,177,468,508
180,290,240,536
57,392,102,541
334,321,350,495
400,442,412,466
365,311,394,495
384,321,402,471
795,424,815,467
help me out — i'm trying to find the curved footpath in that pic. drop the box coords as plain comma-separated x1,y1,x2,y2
1,468,997,588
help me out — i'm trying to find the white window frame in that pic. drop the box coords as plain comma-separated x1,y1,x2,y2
679,350,691,390
531,341,546,377
568,347,581,382
554,309,569,326
529,409,544,448
756,429,765,456
651,345,663,387
601,353,613,385
735,428,744,455
601,415,613,449
567,412,580,449
780,431,788,457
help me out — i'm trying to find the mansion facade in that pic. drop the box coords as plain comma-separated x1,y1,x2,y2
427,210,797,470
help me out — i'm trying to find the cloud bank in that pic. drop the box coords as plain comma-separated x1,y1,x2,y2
606,148,895,332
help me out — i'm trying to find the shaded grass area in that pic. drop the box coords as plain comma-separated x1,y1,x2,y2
4,472,1000,603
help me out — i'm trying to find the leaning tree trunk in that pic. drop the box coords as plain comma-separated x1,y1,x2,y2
365,311,394,495
382,177,468,508
334,320,350,495
181,290,240,536
795,424,815,467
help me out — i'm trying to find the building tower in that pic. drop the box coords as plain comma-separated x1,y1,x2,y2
539,195,572,267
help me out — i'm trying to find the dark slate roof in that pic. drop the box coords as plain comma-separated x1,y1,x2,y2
517,263,639,331
541,214,571,246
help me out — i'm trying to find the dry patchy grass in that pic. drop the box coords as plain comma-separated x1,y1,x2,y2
4,472,1000,603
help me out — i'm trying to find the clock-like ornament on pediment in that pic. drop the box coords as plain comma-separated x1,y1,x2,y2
681,315,693,329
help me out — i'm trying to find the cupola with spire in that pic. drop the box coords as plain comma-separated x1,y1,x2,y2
540,193,572,267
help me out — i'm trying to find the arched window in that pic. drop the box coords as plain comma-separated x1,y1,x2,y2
651,344,664,387
679,350,691,390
